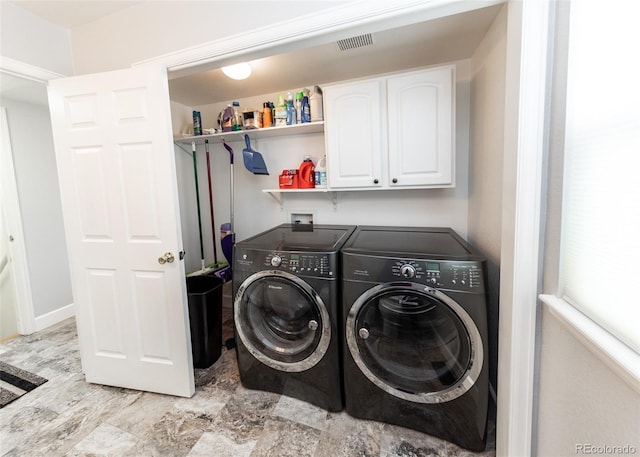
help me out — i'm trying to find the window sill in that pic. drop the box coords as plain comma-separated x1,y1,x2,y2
539,294,640,394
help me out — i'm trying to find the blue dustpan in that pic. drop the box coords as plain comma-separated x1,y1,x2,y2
242,134,269,175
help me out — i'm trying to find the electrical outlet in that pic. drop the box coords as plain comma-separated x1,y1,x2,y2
290,212,314,225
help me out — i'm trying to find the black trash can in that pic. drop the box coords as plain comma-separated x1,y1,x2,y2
186,275,224,368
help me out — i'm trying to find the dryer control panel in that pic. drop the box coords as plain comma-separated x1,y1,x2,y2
392,260,484,292
262,252,336,278
343,254,485,293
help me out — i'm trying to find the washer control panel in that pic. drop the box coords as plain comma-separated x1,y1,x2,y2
262,252,335,277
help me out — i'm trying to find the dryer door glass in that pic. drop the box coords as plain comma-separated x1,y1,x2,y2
237,275,324,365
354,289,472,395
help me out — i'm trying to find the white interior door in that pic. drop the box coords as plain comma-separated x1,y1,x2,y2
48,65,194,397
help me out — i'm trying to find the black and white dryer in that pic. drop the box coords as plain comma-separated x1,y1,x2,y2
340,226,489,451
233,223,356,412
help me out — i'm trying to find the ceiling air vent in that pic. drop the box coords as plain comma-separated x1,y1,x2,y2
336,33,374,51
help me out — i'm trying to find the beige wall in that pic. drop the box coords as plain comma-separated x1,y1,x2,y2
0,99,73,319
536,307,640,456
0,2,73,75
468,4,508,402
69,1,348,75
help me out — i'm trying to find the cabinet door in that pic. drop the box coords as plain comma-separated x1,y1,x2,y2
387,66,454,187
324,79,385,188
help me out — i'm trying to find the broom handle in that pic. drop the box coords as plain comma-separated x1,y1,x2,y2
230,146,234,238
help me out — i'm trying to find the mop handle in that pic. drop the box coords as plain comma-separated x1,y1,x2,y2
222,140,234,235
205,140,218,266
192,141,205,269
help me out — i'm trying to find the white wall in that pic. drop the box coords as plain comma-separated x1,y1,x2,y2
70,1,349,75
536,308,640,456
468,4,507,406
171,60,471,273
1,99,73,321
1,2,75,333
0,2,73,76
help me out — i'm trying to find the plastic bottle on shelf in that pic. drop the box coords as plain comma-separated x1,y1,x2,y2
314,155,327,188
301,96,311,123
221,104,234,132
262,102,272,128
193,110,202,135
298,156,316,189
295,92,303,124
269,101,275,126
232,101,243,131
286,92,296,125
275,94,287,127
310,86,324,122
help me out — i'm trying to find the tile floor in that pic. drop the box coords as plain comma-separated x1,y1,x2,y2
0,308,495,457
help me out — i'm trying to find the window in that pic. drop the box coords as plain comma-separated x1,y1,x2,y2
559,0,640,354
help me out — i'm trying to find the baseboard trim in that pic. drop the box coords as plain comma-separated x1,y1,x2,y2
34,303,75,332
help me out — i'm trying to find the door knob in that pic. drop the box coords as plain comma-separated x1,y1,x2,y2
158,252,175,265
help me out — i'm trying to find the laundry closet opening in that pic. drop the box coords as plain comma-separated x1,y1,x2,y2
164,2,506,419
165,3,503,270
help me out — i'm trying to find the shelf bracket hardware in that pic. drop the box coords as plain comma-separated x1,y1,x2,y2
330,191,338,210
266,191,283,209
174,142,194,156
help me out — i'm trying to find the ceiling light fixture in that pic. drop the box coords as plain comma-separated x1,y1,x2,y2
221,63,252,80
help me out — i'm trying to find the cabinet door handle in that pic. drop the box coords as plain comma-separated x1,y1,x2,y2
373,178,379,184
392,178,398,184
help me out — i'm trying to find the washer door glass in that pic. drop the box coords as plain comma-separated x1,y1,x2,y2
235,270,330,372
347,283,482,403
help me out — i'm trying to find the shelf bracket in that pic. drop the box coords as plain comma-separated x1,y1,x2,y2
330,191,338,210
174,142,194,156
266,191,283,209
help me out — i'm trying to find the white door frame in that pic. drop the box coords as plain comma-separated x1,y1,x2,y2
0,57,67,335
497,1,552,456
0,107,35,335
135,0,505,74
143,2,550,455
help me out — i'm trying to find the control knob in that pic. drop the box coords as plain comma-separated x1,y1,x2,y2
270,255,282,267
400,264,416,279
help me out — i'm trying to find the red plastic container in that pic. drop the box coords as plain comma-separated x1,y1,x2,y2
298,157,315,189
279,169,299,189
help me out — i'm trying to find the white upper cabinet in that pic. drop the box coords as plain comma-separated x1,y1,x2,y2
387,66,455,187
323,79,386,188
324,65,455,189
